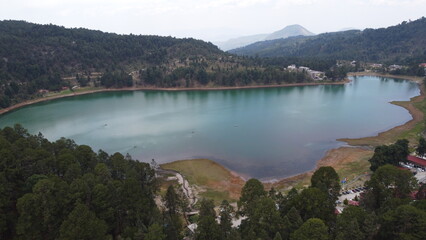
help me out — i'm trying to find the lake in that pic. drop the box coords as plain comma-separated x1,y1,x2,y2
0,76,420,179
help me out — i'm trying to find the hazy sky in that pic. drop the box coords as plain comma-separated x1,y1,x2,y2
1,0,425,42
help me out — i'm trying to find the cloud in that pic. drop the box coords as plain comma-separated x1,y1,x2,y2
357,0,426,6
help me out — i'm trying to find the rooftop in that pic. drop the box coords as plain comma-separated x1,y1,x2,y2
407,155,426,167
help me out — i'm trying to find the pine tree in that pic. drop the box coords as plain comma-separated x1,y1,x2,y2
291,218,329,240
335,219,363,240
195,199,221,240
59,203,108,240
219,200,233,240
145,223,166,240
417,136,426,157
273,232,283,240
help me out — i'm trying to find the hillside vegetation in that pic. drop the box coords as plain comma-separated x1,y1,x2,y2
0,21,343,109
231,17,426,64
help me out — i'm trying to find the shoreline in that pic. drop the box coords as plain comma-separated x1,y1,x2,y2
272,72,425,188
0,80,348,116
157,73,424,188
339,72,424,146
2,73,423,189
348,71,424,83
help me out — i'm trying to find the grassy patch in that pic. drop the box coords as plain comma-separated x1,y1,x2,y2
199,190,231,205
161,159,244,202
161,159,234,185
336,155,372,181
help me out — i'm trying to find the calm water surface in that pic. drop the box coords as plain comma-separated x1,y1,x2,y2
0,76,420,179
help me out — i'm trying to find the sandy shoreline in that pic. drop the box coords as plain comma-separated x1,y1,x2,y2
340,72,424,146
0,80,348,116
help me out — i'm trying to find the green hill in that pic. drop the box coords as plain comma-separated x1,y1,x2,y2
230,17,426,64
0,21,323,108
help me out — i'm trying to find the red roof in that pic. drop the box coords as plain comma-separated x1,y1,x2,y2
397,166,410,170
419,63,426,67
348,201,360,206
407,155,426,167
410,191,418,200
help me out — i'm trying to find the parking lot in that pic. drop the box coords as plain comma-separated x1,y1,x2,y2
337,169,426,210
338,187,366,203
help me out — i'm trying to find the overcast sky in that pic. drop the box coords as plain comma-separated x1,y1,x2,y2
1,0,425,42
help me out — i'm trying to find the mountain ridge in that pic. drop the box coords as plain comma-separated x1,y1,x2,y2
230,17,426,64
215,24,314,51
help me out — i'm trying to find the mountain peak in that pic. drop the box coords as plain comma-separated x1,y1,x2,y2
265,24,314,40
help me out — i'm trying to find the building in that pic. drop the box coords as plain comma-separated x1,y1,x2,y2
388,64,403,71
370,63,383,69
406,155,426,169
299,66,310,72
285,64,325,80
309,70,326,81
287,64,297,71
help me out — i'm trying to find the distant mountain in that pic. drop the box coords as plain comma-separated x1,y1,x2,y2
264,24,314,40
230,17,426,64
215,24,314,51
338,27,359,32
214,34,268,52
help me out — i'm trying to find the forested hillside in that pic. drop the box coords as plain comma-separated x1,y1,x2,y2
0,20,348,109
231,17,426,64
1,126,425,239
0,125,159,239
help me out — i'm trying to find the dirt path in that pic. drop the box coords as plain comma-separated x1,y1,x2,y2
157,168,198,208
174,171,197,207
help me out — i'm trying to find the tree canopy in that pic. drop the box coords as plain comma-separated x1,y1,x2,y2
369,139,409,171
1,127,426,240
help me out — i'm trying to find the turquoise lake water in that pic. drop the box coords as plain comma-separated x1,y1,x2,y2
0,76,420,179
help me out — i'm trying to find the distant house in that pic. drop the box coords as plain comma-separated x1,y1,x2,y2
287,64,297,71
370,63,383,69
299,66,310,72
309,70,326,81
38,89,49,95
388,64,403,71
285,64,325,80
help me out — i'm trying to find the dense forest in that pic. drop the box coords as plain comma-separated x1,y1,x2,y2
0,20,348,109
1,126,425,240
230,17,426,65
